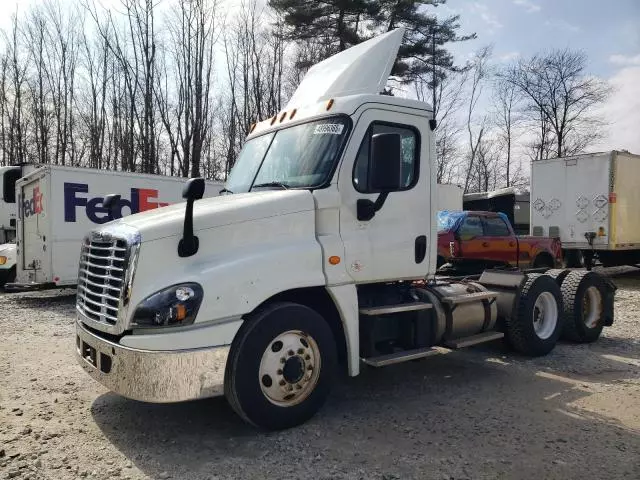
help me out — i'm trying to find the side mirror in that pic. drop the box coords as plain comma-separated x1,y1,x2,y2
103,194,122,221
182,177,205,200
370,133,403,192
178,178,206,258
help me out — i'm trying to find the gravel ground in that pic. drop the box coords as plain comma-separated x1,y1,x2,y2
1,268,639,480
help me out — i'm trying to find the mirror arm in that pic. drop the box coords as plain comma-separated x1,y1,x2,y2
373,192,388,211
178,197,199,257
357,192,389,221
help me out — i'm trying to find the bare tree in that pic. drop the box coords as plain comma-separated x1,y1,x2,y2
463,46,492,192
503,48,609,159
492,76,521,186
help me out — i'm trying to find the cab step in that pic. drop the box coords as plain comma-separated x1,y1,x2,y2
440,291,498,306
361,346,447,367
359,302,432,316
444,331,504,349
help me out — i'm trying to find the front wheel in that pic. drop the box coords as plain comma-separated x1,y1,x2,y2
506,274,563,356
224,302,337,430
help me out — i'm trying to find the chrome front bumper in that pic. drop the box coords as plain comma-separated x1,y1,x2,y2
75,320,229,403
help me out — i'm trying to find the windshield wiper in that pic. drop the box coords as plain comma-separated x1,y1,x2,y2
252,181,290,190
219,188,233,194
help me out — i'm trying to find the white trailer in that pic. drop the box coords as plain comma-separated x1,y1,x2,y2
530,151,640,268
10,165,222,289
74,30,616,430
437,184,463,211
0,165,39,286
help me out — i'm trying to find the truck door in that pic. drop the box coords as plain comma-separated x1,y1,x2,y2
456,214,487,261
20,177,48,281
338,108,431,282
480,214,518,266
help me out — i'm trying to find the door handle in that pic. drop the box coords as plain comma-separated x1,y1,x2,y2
482,242,490,248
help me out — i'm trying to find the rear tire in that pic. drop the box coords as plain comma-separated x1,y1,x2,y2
506,274,563,356
560,271,607,343
224,302,337,430
544,268,570,285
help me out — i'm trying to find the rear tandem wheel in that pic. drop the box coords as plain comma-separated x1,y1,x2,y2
506,274,564,357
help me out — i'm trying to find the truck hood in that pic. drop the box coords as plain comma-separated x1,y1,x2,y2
116,189,317,242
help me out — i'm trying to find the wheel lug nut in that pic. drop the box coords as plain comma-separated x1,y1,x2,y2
287,385,294,391
279,380,286,386
307,365,313,371
288,350,294,356
277,369,283,375
280,357,285,364
297,348,304,355
305,354,310,360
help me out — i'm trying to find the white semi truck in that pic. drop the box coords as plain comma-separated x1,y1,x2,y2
6,165,222,290
530,150,640,269
75,29,616,430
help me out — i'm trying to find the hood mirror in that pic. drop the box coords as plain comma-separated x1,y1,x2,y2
103,194,122,221
178,178,205,258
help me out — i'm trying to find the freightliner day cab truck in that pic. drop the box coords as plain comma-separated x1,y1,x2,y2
75,29,616,430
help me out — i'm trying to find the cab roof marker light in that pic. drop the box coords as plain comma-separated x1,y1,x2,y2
326,98,334,111
280,111,287,122
270,115,277,125
289,109,297,119
249,123,257,133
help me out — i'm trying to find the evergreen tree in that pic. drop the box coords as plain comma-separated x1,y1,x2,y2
269,0,475,85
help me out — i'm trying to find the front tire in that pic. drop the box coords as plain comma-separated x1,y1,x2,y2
560,271,607,343
506,274,563,356
225,302,337,430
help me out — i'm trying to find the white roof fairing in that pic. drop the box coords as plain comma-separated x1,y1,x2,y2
285,28,405,110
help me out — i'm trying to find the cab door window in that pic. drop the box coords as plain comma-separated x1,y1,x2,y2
353,123,419,193
482,216,511,237
458,216,483,240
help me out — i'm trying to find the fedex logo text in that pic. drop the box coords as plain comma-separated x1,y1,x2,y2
64,182,170,224
22,186,44,218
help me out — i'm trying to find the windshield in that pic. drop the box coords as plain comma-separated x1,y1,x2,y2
225,117,350,193
437,211,465,232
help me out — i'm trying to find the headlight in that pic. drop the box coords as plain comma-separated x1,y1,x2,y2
131,283,203,328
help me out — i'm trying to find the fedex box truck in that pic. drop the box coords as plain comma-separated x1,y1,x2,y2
11,165,222,289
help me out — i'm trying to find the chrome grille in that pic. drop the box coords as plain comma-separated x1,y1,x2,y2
77,236,129,326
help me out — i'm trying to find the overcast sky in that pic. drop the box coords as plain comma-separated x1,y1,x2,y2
3,0,640,154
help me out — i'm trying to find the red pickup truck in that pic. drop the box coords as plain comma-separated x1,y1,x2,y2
437,211,562,270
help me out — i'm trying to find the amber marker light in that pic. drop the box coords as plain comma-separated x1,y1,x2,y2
289,109,297,119
329,256,341,265
326,98,334,110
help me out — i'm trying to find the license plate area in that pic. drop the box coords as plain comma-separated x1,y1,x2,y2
76,335,113,373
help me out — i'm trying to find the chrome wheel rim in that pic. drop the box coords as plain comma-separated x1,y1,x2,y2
583,286,603,329
532,291,558,340
259,330,321,406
